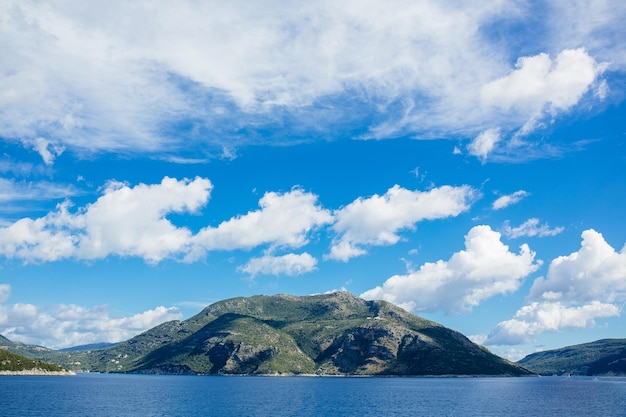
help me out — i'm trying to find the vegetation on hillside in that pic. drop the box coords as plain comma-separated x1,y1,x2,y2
0,349,64,372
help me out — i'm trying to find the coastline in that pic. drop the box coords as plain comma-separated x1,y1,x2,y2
0,369,76,376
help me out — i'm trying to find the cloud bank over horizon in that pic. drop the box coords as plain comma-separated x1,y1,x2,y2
0,283,182,349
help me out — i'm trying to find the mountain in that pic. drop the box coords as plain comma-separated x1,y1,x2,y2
40,292,531,376
518,338,626,376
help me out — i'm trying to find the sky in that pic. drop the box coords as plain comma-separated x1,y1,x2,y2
0,0,625,361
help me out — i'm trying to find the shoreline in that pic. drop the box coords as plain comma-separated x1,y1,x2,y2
0,369,76,376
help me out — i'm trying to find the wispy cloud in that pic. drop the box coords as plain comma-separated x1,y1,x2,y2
467,128,501,161
502,218,564,239
492,190,529,210
0,178,78,203
0,1,618,161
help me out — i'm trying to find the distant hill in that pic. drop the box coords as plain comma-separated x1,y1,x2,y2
0,334,55,357
518,339,626,376
31,292,532,376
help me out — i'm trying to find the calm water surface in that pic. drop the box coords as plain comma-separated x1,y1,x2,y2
2,373,626,416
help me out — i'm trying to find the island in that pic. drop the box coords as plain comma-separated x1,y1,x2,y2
13,292,532,377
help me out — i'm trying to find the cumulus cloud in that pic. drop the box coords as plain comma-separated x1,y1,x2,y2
502,218,564,239
487,229,626,345
487,301,619,345
193,188,332,254
238,253,318,277
0,178,336,265
0,299,182,349
361,225,540,313
0,177,213,263
328,185,477,262
492,190,529,210
481,48,607,122
529,229,626,303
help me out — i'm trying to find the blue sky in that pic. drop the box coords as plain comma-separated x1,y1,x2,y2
1,1,625,360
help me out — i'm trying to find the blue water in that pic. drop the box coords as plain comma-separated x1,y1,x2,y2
1,374,626,416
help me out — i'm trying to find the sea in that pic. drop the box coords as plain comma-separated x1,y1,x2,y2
2,373,626,416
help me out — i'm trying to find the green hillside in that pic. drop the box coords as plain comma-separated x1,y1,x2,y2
27,292,531,376
0,348,65,373
518,338,626,376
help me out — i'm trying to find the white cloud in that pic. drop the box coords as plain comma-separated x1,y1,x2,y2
0,175,346,266
481,48,606,120
487,229,626,345
75,177,212,262
502,218,564,239
0,1,489,153
468,333,488,346
0,177,213,263
32,137,64,165
487,301,619,345
473,48,608,161
0,300,182,349
467,128,501,161
361,225,540,313
529,229,626,303
238,253,318,277
194,188,332,254
328,185,477,261
0,178,340,265
0,2,614,160
492,190,529,210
